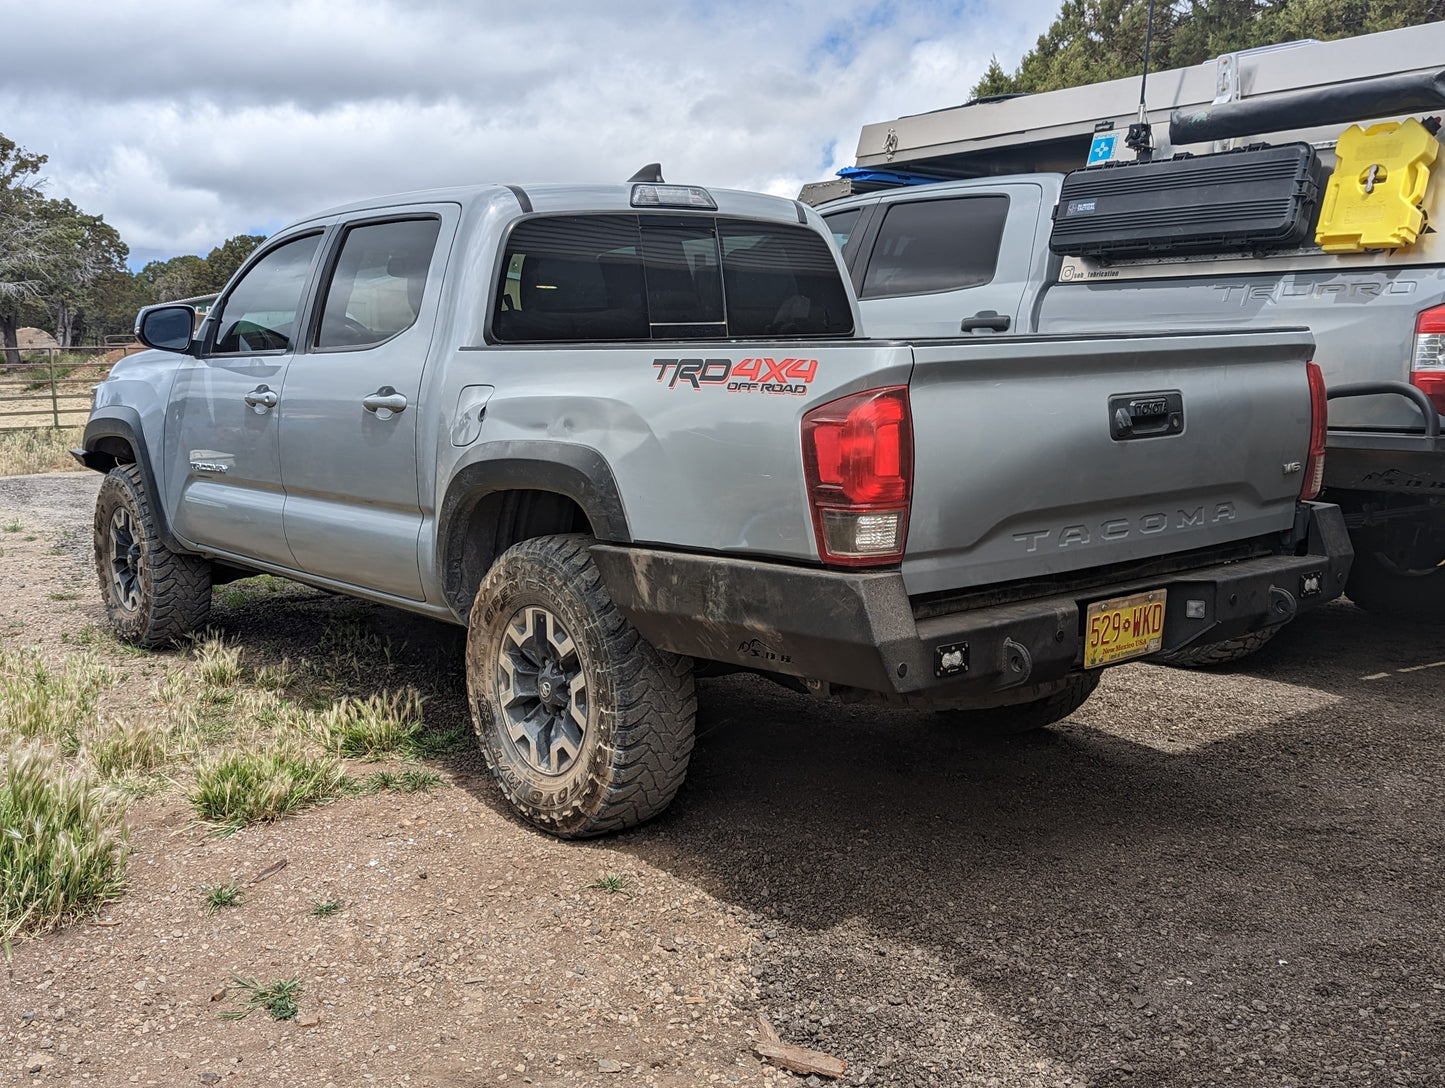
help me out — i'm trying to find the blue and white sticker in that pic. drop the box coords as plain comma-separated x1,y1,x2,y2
1087,132,1118,165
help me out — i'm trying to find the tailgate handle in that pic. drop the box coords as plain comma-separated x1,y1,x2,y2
1110,391,1184,440
961,310,1011,333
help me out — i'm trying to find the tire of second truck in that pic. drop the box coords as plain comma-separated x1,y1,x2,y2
1152,626,1281,668
1345,547,1445,623
936,671,1102,736
466,533,697,837
93,463,212,647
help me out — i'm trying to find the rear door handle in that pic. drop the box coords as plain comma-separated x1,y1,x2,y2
961,310,1011,333
243,385,278,409
362,387,408,414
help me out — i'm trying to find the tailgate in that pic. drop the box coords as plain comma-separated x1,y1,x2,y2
903,328,1316,597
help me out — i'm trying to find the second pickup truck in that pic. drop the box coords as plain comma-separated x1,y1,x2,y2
77,179,1350,835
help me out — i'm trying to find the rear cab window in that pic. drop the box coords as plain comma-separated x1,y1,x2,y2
859,195,1010,299
491,214,854,342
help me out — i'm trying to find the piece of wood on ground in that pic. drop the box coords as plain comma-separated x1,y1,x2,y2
249,858,288,884
753,1041,846,1079
756,1013,781,1045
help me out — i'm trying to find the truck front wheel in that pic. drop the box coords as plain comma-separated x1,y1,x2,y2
466,534,696,837
93,463,211,647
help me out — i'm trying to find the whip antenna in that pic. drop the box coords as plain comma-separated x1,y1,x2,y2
1125,0,1157,160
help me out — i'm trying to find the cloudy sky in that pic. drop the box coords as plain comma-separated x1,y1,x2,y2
0,0,1059,268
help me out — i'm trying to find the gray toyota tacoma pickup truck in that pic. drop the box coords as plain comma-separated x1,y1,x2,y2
76,180,1350,836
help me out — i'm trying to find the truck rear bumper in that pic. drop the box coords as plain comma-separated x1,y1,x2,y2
1325,431,1445,494
591,502,1352,702
1324,381,1444,494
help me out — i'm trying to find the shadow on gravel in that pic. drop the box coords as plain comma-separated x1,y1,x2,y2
209,585,1445,1086
614,600,1445,1086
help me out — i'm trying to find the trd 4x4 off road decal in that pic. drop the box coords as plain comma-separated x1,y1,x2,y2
652,357,818,395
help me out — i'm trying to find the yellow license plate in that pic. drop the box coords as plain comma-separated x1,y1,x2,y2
1084,589,1166,668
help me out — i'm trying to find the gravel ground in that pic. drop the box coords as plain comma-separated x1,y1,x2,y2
2,472,1444,1087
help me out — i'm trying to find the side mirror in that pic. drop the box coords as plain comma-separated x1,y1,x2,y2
135,305,197,353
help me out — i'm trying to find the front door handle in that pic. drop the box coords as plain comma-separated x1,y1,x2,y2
362,387,408,414
961,310,1011,333
243,385,278,409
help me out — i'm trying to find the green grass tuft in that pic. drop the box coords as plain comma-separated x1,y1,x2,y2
582,873,633,896
187,742,345,834
314,689,425,759
0,742,130,942
308,896,344,918
201,879,243,915
219,973,302,1020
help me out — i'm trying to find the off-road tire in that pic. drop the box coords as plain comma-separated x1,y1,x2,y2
93,463,211,647
466,534,696,838
1346,547,1445,623
1152,626,1281,668
936,670,1102,736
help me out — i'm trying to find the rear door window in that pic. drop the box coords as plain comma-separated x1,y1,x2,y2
860,195,1009,299
314,218,442,350
492,214,853,342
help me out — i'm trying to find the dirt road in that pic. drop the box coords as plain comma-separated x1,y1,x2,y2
2,472,1443,1086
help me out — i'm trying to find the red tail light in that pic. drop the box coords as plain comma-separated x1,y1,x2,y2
1301,360,1327,501
802,386,913,566
1411,303,1445,417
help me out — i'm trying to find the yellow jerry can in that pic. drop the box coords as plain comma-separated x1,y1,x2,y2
1315,118,1439,252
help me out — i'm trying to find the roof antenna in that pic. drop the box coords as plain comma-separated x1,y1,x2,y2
1125,0,1157,161
627,163,664,183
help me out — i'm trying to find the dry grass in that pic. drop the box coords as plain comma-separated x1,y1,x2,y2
0,647,125,752
313,688,426,759
0,426,86,476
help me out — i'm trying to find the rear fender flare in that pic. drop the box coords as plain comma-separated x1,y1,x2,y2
436,442,632,616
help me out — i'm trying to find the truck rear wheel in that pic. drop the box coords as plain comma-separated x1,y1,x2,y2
1346,548,1445,622
936,671,1101,736
93,463,211,647
465,534,696,837
1152,626,1280,668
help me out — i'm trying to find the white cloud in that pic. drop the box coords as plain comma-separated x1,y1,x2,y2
0,0,1058,267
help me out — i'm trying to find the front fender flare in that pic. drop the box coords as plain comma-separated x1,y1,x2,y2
79,408,191,555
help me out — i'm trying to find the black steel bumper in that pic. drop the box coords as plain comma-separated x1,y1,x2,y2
1324,382,1444,495
591,502,1352,700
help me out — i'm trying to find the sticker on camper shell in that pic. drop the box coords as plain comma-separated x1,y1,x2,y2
1087,133,1118,165
652,357,818,396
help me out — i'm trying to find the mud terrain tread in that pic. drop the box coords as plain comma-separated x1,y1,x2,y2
1152,626,1280,668
468,534,695,838
938,670,1102,736
94,463,211,647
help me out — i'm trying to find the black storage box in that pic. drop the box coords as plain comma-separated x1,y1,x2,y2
1049,143,1327,258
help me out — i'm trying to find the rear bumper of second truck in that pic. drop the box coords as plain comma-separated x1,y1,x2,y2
591,502,1351,704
